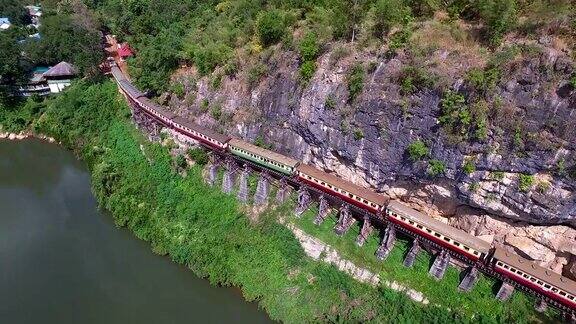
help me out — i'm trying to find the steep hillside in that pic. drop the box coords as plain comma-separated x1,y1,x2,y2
93,0,576,280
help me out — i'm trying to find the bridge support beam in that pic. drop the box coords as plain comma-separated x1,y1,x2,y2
313,195,330,225
237,165,250,204
254,171,270,205
294,187,311,217
275,178,289,204
334,204,355,235
403,239,421,268
429,250,450,280
376,225,396,260
207,162,219,187
458,266,479,292
221,158,236,194
496,282,514,301
356,217,373,246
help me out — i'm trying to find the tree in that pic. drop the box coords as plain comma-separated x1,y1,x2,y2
372,0,412,37
0,0,30,26
477,0,517,46
0,32,26,103
407,140,428,161
257,10,285,47
27,13,103,75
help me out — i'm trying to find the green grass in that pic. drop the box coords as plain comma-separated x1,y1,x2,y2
290,203,555,321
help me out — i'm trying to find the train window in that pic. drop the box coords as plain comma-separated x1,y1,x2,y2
321,182,325,185
416,224,423,229
559,291,566,296
370,203,376,207
537,280,543,285
473,251,479,255
307,176,312,180
552,288,558,293
503,264,510,269
464,246,470,251
544,284,551,289
530,278,536,283
409,220,415,225
443,237,450,242
426,229,432,233
454,242,460,247
434,233,441,238
569,295,574,300
400,216,406,221
348,193,353,198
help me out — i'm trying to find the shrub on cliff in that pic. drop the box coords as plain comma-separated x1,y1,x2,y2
407,140,428,161
257,10,285,47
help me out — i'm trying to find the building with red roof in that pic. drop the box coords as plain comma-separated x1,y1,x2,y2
118,43,134,59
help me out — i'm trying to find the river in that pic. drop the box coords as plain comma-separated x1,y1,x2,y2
0,139,272,323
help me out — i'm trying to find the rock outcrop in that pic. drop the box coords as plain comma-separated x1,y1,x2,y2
166,27,576,275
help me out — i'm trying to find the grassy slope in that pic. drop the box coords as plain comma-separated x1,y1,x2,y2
0,80,561,322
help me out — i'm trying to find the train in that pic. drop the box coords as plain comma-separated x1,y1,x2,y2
109,66,576,312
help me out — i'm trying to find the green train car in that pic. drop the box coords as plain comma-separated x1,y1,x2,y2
228,138,299,175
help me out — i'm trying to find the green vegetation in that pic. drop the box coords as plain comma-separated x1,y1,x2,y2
257,10,286,47
399,66,436,94
353,128,364,140
406,140,428,161
247,63,267,88
186,148,208,165
347,64,364,102
427,159,446,177
462,159,476,175
298,31,320,82
569,75,576,88
0,79,560,322
518,174,534,192
466,67,501,94
469,181,480,192
293,205,552,322
324,95,336,110
490,171,506,181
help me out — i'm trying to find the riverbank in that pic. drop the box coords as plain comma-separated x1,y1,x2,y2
0,131,57,143
0,80,558,322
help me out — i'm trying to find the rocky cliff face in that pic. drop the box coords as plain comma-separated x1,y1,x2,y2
164,24,576,278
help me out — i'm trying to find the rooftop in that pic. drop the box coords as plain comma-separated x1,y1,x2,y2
43,62,77,78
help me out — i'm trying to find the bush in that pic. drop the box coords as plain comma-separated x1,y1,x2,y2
407,140,428,161
187,148,208,165
439,91,470,135
518,174,534,192
569,75,576,88
347,64,365,102
325,95,336,110
299,31,320,62
477,0,518,46
175,154,188,170
299,61,316,82
171,83,185,99
373,0,413,37
210,105,222,120
466,67,500,94
490,171,505,181
469,181,480,192
462,159,476,175
257,10,285,47
247,63,267,87
399,66,435,94
353,128,364,140
200,99,209,113
211,74,222,90
428,159,446,176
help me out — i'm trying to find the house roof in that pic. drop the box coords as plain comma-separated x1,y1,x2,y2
0,17,11,28
118,43,134,57
43,62,77,77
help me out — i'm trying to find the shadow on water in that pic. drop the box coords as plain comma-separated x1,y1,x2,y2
0,138,272,324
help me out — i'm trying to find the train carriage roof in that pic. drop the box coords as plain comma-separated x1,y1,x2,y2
387,201,491,253
110,66,125,82
493,247,576,296
119,80,145,99
229,138,299,168
138,97,176,119
296,163,388,206
173,116,231,144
